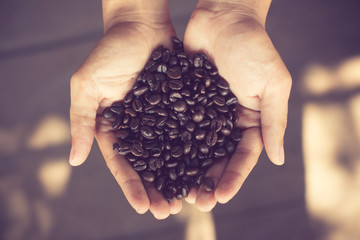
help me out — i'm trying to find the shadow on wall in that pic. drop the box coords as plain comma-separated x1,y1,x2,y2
302,55,360,240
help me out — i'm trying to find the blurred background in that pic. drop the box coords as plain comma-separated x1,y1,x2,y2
1,0,360,239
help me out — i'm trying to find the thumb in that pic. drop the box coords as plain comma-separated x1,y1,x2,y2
69,75,98,166
261,74,292,165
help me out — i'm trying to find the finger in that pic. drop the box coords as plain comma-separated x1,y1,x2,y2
185,187,198,204
215,128,263,204
195,157,228,212
261,75,291,165
69,75,98,166
96,116,150,214
169,198,183,215
145,183,171,220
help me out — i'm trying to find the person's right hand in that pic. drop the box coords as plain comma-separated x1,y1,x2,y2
69,0,182,219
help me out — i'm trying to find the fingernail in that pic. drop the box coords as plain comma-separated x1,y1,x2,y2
278,145,285,165
69,147,76,166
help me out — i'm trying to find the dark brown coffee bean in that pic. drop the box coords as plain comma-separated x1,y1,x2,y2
112,117,123,129
181,130,192,142
177,162,185,176
118,142,131,155
148,157,157,171
171,146,183,158
142,171,155,183
216,78,229,89
190,146,197,159
185,98,196,106
219,88,230,96
124,108,136,117
193,55,204,68
156,158,164,169
148,94,161,105
168,56,178,66
143,140,157,150
213,95,226,106
156,177,166,191
231,128,242,141
132,99,143,112
103,107,115,119
206,108,218,119
124,92,134,104
196,174,204,186
195,129,206,140
151,46,163,60
172,36,183,50
163,188,173,203
133,160,147,171
169,91,183,102
203,177,214,192
130,142,143,157
173,100,187,112
133,86,149,96
168,129,179,139
200,158,213,168
225,141,235,153
156,107,168,116
129,117,140,131
115,129,129,140
157,63,167,73
226,96,237,105
204,60,214,70
166,119,178,129
216,105,229,113
113,142,120,151
183,141,192,155
168,169,177,181
156,116,168,128
198,119,211,128
194,68,206,78
221,127,231,136
167,67,181,79
168,79,183,90
126,153,137,162
165,160,178,168
141,114,156,126
206,130,218,146
145,59,157,72
162,48,170,63
214,148,227,158
199,143,209,154
186,121,196,132
192,111,204,123
140,126,155,139
185,168,199,176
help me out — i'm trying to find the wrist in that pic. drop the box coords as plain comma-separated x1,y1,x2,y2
196,0,271,27
102,0,171,32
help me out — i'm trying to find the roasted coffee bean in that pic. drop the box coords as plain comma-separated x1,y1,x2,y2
113,142,120,151
143,140,157,150
213,95,225,106
195,174,204,186
156,116,168,128
216,78,229,89
185,97,196,106
168,79,183,90
140,126,155,139
157,63,167,73
112,117,122,129
156,107,168,116
156,177,166,191
226,96,237,106
151,148,161,157
103,107,115,119
118,142,131,155
169,91,182,102
216,105,229,113
200,158,213,168
141,114,156,126
133,160,147,171
124,92,134,104
168,129,179,139
145,59,157,72
168,169,177,181
133,86,149,96
185,168,199,176
198,119,211,128
192,111,204,123
193,55,204,68
199,143,209,154
172,36,183,50
132,99,143,112
183,141,192,155
165,160,178,168
225,141,235,153
115,129,130,140
151,46,163,60
203,177,214,192
173,100,187,112
195,129,206,141
206,108,218,119
142,171,156,183
171,146,183,158
206,130,218,146
177,162,186,176
190,146,197,160
167,67,181,79
163,188,173,203
124,108,136,117
148,94,161,105
180,130,192,142
129,117,140,131
231,128,242,142
162,48,170,63
186,121,196,132
130,142,144,157
194,68,206,78
214,148,227,158
126,153,137,162
221,127,231,136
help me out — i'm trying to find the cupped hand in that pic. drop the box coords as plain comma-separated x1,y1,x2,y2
69,11,182,219
183,2,292,211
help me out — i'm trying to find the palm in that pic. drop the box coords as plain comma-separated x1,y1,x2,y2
183,9,291,210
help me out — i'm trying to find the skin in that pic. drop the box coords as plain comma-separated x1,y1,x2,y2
69,0,292,218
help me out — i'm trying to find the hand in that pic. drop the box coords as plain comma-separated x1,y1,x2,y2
69,1,182,219
183,1,292,211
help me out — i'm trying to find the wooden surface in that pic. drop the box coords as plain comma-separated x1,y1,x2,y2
1,0,360,239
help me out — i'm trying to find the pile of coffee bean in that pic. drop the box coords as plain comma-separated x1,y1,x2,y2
102,37,241,202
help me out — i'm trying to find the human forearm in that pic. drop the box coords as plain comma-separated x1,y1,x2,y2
196,0,272,26
102,0,171,32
